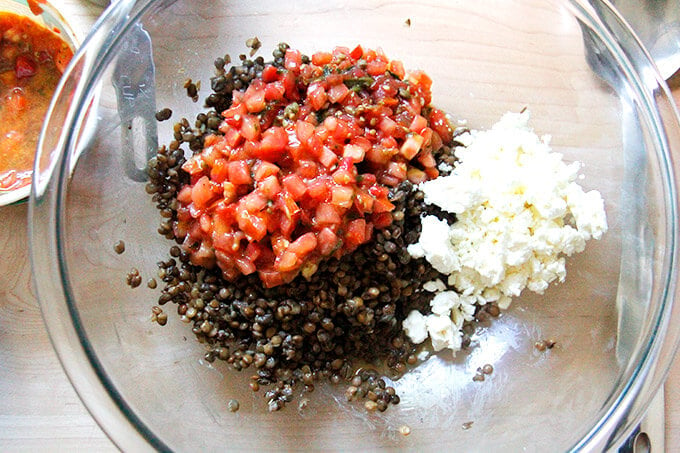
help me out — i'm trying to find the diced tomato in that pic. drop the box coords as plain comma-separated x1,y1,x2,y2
177,185,193,204
254,161,280,181
192,176,218,209
417,149,437,169
420,127,433,149
407,167,428,184
258,126,288,161
199,213,212,233
15,54,37,78
371,212,392,229
354,189,374,213
277,191,301,220
259,269,285,288
386,161,407,180
228,160,252,185
344,218,367,248
222,102,247,127
368,185,389,198
342,144,365,163
372,196,394,213
182,154,206,175
315,202,341,225
259,175,282,198
317,227,339,256
312,51,333,66
210,158,230,183
282,174,307,199
430,129,443,152
241,191,268,212
262,64,279,83
399,133,424,160
366,59,388,77
222,126,243,148
378,173,401,187
428,107,453,144
284,48,302,71
350,45,363,60
276,251,299,272
331,185,354,208
191,242,216,268
306,176,330,201
288,232,318,257
241,114,261,141
323,116,338,131
307,83,327,111
282,71,298,100
407,69,433,93
244,87,266,113
265,81,286,101
318,146,338,168
387,59,405,79
378,116,398,136
296,160,318,179
365,146,396,165
296,120,315,144
409,115,428,134
235,255,256,275
244,242,262,262
236,210,267,241
332,167,354,185
327,83,349,103
222,182,237,204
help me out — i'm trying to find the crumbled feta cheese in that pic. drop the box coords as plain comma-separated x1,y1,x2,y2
406,216,459,274
426,314,460,352
401,110,608,354
423,279,447,292
430,291,459,316
403,310,428,344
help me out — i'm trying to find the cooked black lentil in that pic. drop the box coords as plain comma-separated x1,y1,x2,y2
151,305,168,326
534,339,556,352
144,42,490,412
126,267,142,288
114,240,125,254
155,108,173,122
245,36,261,57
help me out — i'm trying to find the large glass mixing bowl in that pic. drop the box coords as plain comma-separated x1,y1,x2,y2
29,0,680,451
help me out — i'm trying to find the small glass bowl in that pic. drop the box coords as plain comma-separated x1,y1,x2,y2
0,0,78,206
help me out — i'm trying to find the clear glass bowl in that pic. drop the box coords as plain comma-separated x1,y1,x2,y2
0,0,78,206
29,0,680,451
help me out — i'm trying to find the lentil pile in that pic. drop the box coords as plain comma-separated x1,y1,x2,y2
144,42,497,412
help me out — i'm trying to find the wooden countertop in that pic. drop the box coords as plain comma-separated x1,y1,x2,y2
1,1,679,450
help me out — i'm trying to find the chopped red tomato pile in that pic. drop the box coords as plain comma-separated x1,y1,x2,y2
177,45,453,287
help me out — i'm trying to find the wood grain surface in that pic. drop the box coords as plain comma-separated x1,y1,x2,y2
0,1,679,451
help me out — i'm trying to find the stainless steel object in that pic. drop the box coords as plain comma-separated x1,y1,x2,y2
112,23,157,182
610,0,680,80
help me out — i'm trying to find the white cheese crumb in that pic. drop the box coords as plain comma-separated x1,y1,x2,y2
402,110,608,354
402,310,428,344
426,314,461,352
423,279,447,292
